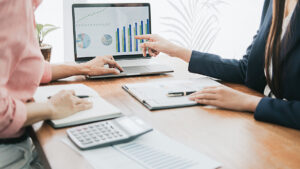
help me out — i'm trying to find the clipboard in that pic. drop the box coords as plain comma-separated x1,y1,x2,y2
122,78,221,110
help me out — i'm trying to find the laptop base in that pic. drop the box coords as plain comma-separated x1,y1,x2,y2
86,64,173,79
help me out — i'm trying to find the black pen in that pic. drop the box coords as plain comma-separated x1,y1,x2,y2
167,91,196,97
47,95,90,99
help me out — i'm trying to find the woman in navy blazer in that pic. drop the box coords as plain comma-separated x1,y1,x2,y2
136,0,300,130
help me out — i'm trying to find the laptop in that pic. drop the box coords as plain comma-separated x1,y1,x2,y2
72,3,174,78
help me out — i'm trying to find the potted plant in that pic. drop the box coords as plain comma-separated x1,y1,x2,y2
36,23,59,62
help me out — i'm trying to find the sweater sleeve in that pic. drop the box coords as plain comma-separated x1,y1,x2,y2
254,98,300,130
40,61,52,84
0,89,27,138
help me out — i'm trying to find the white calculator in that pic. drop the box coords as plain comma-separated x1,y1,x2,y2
67,116,153,150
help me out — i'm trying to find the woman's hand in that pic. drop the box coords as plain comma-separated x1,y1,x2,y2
50,56,124,81
189,86,262,112
81,55,124,76
135,34,192,62
135,34,175,57
47,90,93,120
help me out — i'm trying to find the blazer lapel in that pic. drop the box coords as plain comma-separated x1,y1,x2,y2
282,1,300,57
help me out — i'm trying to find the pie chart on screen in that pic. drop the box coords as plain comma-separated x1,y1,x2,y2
101,34,113,46
76,33,91,49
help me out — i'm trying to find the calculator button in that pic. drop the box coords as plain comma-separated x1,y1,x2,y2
67,117,151,150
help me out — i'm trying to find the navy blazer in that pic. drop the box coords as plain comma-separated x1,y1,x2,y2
188,0,300,130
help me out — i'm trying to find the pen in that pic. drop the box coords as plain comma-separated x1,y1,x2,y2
47,95,90,99
167,91,196,97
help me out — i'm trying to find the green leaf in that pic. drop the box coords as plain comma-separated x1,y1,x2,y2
43,24,56,28
36,24,44,45
42,27,60,39
35,23,59,45
36,24,43,34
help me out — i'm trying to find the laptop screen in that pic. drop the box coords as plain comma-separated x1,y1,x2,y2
72,3,151,61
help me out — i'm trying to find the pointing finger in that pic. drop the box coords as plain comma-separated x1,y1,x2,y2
140,42,157,50
135,35,152,40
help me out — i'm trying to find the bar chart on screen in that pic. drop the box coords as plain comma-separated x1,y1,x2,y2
116,19,150,53
73,6,150,57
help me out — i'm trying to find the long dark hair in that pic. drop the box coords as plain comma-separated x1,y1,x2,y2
265,0,287,98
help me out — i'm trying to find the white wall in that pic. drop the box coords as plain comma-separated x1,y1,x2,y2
35,0,264,63
35,0,64,63
212,0,263,59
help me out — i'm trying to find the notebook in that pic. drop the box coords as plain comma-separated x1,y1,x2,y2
33,84,122,128
122,78,222,110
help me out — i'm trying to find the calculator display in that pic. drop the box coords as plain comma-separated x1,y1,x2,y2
117,117,145,135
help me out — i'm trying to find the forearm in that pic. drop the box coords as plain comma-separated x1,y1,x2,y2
169,45,192,63
24,102,52,126
51,64,89,81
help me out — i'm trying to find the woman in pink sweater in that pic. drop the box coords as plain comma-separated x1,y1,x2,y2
0,0,123,168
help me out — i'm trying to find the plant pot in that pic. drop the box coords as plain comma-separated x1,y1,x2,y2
40,44,52,62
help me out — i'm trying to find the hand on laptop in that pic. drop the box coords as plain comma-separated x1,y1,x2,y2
81,55,124,76
135,34,192,63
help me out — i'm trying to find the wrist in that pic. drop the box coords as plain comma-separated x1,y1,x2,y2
170,46,192,62
244,95,262,112
45,102,55,120
74,63,90,76
24,102,54,126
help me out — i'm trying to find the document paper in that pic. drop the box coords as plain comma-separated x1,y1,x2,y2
63,130,221,169
123,78,222,110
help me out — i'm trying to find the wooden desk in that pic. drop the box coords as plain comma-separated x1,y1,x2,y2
33,57,300,169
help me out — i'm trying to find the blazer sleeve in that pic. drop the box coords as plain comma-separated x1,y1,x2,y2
188,50,249,84
254,98,300,130
188,0,271,84
188,28,261,83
